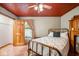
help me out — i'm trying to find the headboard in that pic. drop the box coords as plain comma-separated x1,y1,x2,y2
48,28,68,33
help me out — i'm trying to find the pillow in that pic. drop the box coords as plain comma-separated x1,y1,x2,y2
61,32,68,39
48,32,53,37
53,32,60,37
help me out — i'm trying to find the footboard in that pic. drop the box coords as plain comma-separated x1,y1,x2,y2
28,40,62,56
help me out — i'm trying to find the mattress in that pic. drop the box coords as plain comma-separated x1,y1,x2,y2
30,36,69,56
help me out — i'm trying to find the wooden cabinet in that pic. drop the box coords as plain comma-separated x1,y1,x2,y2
13,20,25,46
69,15,79,53
13,20,35,46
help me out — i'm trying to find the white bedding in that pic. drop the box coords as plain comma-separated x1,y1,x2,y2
30,36,69,56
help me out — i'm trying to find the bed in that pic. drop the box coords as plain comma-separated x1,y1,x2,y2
28,28,69,56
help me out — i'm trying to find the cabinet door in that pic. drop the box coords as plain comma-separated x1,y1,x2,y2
73,20,76,31
76,19,79,31
13,20,25,45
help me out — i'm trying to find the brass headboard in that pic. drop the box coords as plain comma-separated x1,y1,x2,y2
48,28,68,33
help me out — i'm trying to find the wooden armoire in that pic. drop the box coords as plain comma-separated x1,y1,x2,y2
13,19,35,46
69,15,79,52
13,20,25,46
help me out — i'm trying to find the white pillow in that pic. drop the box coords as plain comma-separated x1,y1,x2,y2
61,32,68,39
48,32,53,37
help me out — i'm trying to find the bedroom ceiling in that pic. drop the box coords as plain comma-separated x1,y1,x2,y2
0,3,79,16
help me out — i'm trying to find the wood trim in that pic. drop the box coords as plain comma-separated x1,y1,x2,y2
18,15,61,17
0,43,12,49
0,6,18,17
61,6,78,16
0,12,16,20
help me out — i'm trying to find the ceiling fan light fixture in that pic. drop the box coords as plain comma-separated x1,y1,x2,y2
34,6,38,10
34,4,44,13
39,4,43,11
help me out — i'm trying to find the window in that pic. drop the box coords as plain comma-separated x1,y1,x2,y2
25,21,32,40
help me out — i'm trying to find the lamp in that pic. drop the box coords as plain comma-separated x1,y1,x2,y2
72,28,74,30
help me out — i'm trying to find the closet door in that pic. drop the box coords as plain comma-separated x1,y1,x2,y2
13,20,25,46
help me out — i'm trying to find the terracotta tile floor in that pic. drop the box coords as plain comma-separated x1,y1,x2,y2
0,45,28,56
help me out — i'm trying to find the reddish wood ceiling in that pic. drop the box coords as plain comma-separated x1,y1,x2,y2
0,3,79,16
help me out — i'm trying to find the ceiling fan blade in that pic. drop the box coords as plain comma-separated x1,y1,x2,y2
27,5,36,9
43,4,52,9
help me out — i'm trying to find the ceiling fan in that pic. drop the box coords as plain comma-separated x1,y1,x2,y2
27,3,52,13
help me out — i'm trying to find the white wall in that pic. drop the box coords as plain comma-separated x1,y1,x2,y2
61,6,79,29
0,13,13,47
20,17,61,37
0,6,17,19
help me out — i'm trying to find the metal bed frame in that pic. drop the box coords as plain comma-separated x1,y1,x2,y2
28,40,62,56
28,28,68,56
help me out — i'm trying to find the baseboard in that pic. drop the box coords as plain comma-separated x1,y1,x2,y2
0,43,12,49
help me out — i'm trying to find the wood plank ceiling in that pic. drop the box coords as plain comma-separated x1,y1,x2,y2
0,3,79,16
